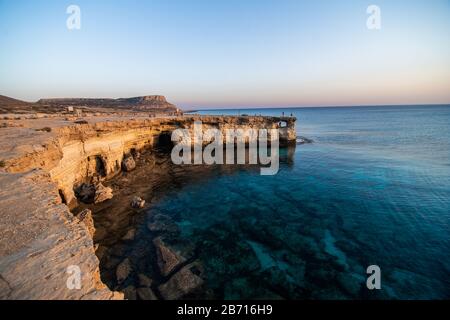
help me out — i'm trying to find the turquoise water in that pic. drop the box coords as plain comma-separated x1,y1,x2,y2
152,105,450,299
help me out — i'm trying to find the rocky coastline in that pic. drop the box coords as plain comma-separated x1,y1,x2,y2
0,113,296,300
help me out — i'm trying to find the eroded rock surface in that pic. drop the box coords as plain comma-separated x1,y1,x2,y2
77,209,95,238
0,170,122,300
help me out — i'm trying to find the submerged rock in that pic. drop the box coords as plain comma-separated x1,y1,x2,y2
296,136,314,144
336,273,363,297
122,155,136,172
153,237,186,277
136,287,158,300
260,266,308,299
147,214,179,235
116,258,132,284
122,285,137,300
200,228,260,279
158,263,204,300
307,263,338,288
121,228,136,241
138,274,153,287
130,196,145,209
224,277,284,300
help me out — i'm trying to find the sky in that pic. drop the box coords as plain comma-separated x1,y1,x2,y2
0,0,449,109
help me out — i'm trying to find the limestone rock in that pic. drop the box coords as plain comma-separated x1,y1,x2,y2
77,208,95,238
130,196,145,209
121,155,136,172
93,183,113,204
116,258,132,284
0,171,122,300
158,263,204,300
3,115,295,206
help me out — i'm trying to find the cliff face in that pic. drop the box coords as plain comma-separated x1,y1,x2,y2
0,171,122,300
117,95,169,104
0,114,296,300
4,116,296,207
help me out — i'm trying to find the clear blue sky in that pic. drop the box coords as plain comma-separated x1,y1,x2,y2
0,0,449,108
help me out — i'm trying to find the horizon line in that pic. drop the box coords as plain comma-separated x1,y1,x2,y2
185,103,450,112
2,93,449,111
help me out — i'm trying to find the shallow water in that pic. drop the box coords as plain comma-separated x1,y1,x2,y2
94,105,450,299
168,105,450,299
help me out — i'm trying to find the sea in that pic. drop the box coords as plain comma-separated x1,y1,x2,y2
98,105,450,299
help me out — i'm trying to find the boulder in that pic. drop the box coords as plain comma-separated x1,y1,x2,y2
116,258,132,284
75,182,113,204
130,196,145,209
121,155,136,172
75,183,96,203
93,183,113,204
158,263,204,300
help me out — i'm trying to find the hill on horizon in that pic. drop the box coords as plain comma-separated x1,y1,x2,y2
0,94,178,114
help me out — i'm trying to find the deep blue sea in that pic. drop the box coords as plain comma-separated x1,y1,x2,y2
152,105,450,299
